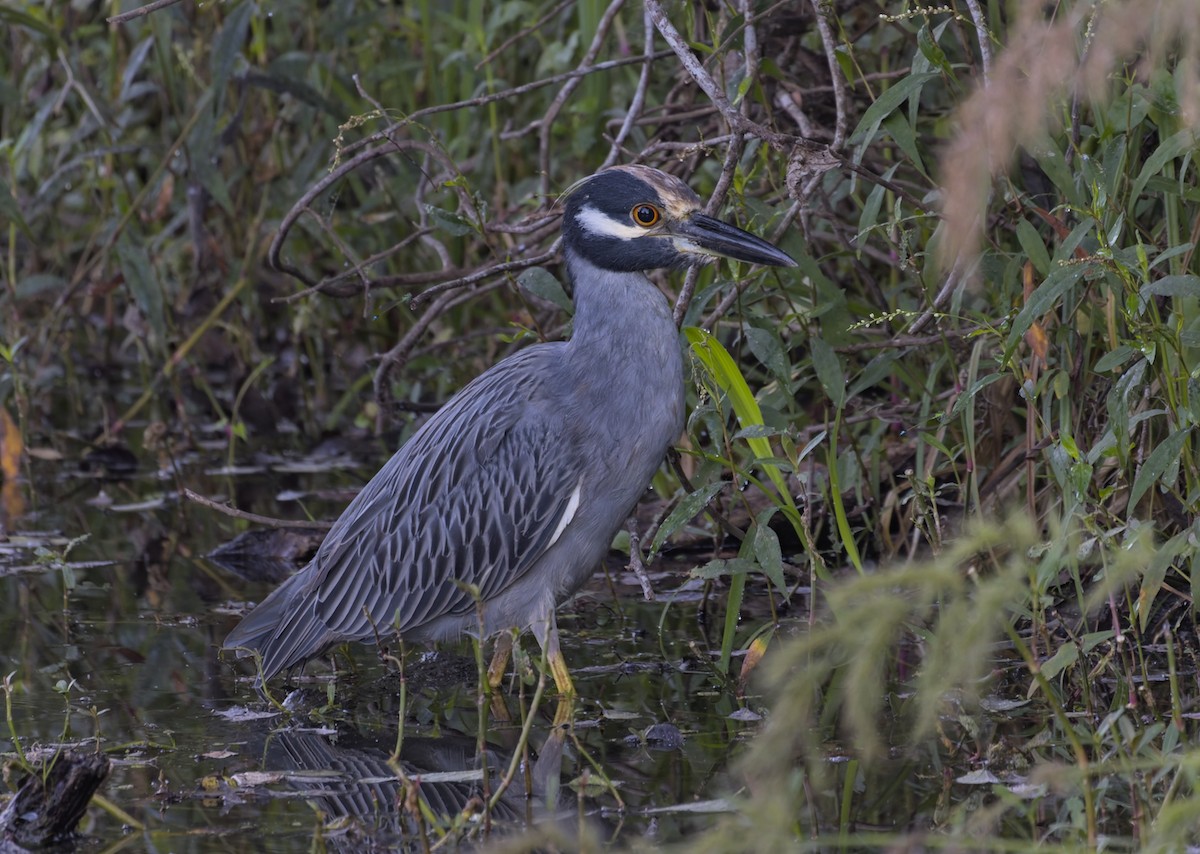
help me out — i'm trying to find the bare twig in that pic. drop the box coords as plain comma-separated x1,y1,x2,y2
373,289,458,426
671,0,770,327
277,229,438,302
708,132,745,216
624,521,656,601
643,0,790,149
841,159,934,213
673,136,745,325
537,0,626,198
962,0,993,82
107,0,185,25
701,270,768,330
182,488,334,531
808,0,849,149
268,137,474,294
339,52,674,163
909,264,967,335
672,268,702,328
279,262,452,303
833,325,982,354
601,5,656,170
409,248,559,306
372,278,514,426
268,140,436,287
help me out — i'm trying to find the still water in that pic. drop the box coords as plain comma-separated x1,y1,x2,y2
2,439,827,851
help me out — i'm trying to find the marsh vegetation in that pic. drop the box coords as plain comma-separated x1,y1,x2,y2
3,0,1200,849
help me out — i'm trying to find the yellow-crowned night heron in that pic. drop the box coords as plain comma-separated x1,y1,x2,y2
224,165,795,694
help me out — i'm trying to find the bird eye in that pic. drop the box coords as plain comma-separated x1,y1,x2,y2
631,204,660,227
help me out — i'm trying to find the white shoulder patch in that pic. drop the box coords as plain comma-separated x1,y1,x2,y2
576,204,646,241
548,478,584,547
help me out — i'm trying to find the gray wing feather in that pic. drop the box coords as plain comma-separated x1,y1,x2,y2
228,346,582,680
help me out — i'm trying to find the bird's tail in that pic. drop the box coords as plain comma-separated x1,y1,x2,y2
224,570,321,684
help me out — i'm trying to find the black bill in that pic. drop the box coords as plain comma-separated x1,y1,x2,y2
673,212,797,267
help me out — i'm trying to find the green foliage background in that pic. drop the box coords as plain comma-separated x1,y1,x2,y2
4,0,1200,847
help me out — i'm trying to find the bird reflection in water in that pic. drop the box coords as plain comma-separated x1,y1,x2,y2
264,724,573,849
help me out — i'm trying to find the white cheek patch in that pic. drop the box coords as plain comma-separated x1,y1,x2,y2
575,204,649,241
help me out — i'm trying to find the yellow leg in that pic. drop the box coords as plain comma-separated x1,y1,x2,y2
487,631,513,691
532,612,576,698
489,691,512,723
551,695,575,727
548,646,576,697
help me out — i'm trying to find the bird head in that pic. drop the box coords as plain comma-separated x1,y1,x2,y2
561,165,797,272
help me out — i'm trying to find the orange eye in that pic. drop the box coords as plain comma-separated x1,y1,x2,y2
631,204,660,227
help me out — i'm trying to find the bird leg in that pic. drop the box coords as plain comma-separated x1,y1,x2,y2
548,647,576,698
551,696,575,727
486,630,514,691
531,613,576,697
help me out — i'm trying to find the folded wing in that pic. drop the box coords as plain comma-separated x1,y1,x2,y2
224,347,583,681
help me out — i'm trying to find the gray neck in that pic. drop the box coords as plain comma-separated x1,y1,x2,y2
563,251,680,373
559,249,685,467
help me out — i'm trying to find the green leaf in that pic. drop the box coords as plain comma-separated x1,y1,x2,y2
752,513,785,593
733,73,753,107
916,22,952,76
424,204,474,236
796,429,827,463
858,163,900,245
1131,129,1197,204
1105,359,1147,461
734,424,785,440
719,535,755,675
212,1,254,113
1052,219,1095,264
848,351,901,398
1137,530,1190,631
743,325,790,386
848,72,937,165
1142,275,1200,298
1003,262,1087,360
0,5,59,44
116,237,165,347
1093,345,1135,373
120,37,156,104
686,328,769,458
516,267,572,313
947,373,1007,419
186,94,234,215
881,113,926,176
1039,642,1078,680
687,327,818,575
826,413,864,575
0,179,32,240
810,337,845,409
249,66,342,115
834,46,855,83
692,557,756,580
648,479,726,558
1148,242,1194,271
1030,143,1082,208
1129,425,1190,510
16,274,66,300
1015,218,1051,276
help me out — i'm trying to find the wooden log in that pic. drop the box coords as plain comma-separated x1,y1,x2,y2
0,751,111,847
